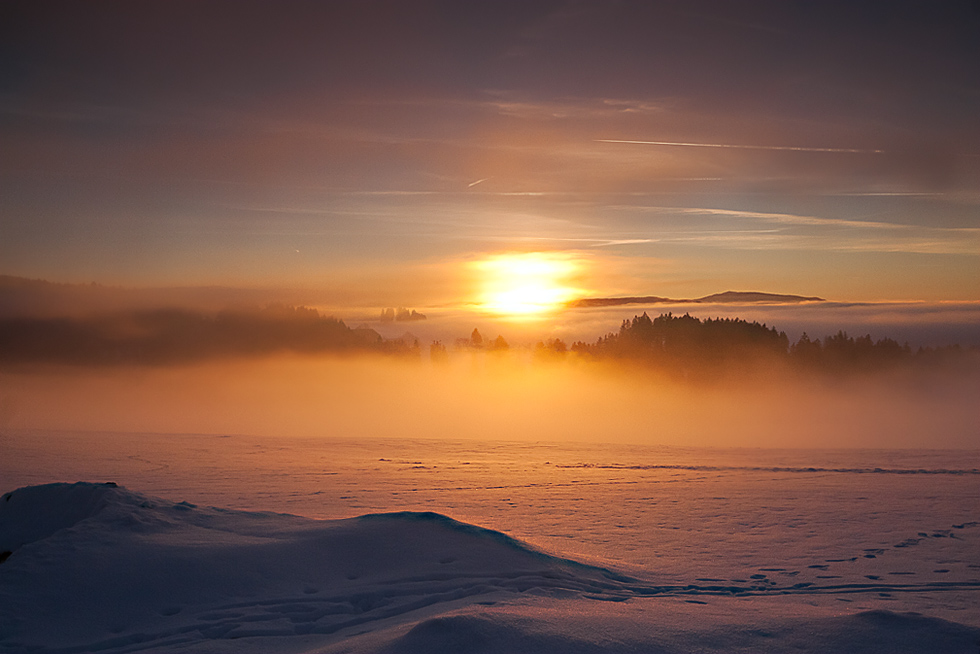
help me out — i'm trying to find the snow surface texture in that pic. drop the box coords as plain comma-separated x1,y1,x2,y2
1,482,978,653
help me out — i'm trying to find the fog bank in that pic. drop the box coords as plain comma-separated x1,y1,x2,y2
2,352,976,449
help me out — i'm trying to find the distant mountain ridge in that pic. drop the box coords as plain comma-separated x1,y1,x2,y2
699,291,826,303
570,291,825,308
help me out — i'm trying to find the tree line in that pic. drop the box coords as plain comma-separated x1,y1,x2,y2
0,305,413,365
566,312,970,376
2,306,972,373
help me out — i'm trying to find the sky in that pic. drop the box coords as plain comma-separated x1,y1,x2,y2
2,0,980,311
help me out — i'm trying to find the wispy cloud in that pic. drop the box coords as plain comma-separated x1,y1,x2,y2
596,139,884,154
602,206,980,255
482,94,670,120
670,207,903,230
592,238,657,247
826,192,946,197
631,229,979,255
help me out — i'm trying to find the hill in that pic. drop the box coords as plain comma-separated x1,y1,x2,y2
570,291,824,308
696,291,825,303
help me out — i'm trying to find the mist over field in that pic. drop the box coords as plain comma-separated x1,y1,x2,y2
1,277,977,449
2,344,976,450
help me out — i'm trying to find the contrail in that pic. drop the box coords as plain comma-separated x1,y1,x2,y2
467,177,489,188
596,139,884,154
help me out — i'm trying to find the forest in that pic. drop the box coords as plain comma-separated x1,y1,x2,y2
0,306,972,374
0,305,409,365
565,312,969,376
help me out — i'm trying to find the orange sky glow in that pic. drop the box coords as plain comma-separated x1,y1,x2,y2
0,3,977,309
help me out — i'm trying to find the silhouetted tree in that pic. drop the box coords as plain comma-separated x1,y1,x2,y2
429,340,449,364
534,338,568,358
394,307,427,322
790,332,823,367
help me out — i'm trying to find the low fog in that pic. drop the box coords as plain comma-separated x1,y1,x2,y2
1,281,977,450
2,348,977,450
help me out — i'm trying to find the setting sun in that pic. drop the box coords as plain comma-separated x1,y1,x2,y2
473,253,584,317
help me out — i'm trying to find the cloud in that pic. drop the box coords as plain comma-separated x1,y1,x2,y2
671,207,903,229
473,236,657,248
479,94,670,120
596,139,885,154
604,206,980,255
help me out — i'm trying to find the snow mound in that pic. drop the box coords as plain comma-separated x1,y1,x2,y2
384,614,591,654
0,481,131,552
2,483,978,654
0,483,627,653
371,609,980,654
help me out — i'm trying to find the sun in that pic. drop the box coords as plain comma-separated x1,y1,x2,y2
472,253,583,317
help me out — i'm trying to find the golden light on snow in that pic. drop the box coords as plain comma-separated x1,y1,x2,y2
472,252,583,317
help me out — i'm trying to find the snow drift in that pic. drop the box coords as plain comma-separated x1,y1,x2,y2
1,482,977,653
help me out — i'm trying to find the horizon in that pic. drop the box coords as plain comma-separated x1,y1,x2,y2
3,272,980,351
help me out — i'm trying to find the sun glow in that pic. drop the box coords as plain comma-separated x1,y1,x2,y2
473,253,583,317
